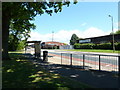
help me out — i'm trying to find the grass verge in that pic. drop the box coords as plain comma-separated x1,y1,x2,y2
2,51,92,89
8,50,25,53
63,49,120,53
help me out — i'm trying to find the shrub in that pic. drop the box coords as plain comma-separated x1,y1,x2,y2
115,42,120,50
79,43,94,49
74,42,120,50
74,43,94,49
74,43,81,49
96,43,112,50
16,41,25,50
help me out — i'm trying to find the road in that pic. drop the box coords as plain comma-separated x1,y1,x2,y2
46,49,119,72
26,48,119,72
49,52,118,65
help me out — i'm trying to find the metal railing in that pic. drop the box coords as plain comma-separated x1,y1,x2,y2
48,52,120,76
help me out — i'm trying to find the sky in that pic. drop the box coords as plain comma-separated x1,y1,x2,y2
28,2,119,44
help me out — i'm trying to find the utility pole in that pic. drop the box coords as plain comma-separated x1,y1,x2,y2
52,31,54,49
52,31,54,42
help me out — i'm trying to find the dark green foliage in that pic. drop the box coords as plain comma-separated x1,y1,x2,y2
110,30,120,35
115,42,120,50
8,40,25,51
70,34,79,45
2,1,78,59
17,41,26,50
94,43,112,50
74,43,94,49
74,43,81,49
115,30,120,34
8,19,33,51
74,43,120,50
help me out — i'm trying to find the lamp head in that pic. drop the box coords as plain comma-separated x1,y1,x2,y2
109,15,111,17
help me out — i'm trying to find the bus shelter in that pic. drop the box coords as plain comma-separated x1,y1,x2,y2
26,41,41,59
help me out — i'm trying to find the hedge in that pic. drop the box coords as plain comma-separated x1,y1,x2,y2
115,42,120,50
74,42,120,50
74,43,94,49
93,43,112,50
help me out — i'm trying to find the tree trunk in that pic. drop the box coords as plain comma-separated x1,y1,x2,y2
2,11,10,60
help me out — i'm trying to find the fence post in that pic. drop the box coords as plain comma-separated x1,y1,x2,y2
61,53,62,65
119,56,120,76
70,54,72,67
99,55,101,71
83,54,85,69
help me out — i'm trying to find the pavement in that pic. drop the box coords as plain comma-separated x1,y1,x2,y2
25,52,120,88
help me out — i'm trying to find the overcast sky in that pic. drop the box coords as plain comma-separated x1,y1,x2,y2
28,2,118,44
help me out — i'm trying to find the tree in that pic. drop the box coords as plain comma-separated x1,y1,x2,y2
2,1,77,60
70,34,79,45
8,18,36,51
115,30,120,34
110,30,120,35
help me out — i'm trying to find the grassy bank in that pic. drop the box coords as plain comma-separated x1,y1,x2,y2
8,50,25,53
63,49,120,53
2,51,91,89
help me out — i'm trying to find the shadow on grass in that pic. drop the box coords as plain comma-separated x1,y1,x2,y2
2,53,90,89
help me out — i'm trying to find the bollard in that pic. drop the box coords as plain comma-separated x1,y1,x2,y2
43,51,48,62
70,54,72,67
61,53,62,65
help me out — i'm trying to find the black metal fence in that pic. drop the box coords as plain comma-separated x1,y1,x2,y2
49,52,120,76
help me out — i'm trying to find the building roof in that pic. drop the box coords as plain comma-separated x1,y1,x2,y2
78,34,120,40
77,34,120,43
44,41,65,46
26,41,41,43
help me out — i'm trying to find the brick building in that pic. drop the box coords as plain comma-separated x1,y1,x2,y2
41,41,65,49
77,34,120,44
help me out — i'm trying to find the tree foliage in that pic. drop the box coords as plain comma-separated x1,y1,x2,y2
70,34,79,45
8,18,36,51
110,30,120,35
2,1,78,59
115,30,120,34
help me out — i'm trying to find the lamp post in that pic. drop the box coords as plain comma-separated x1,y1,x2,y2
108,15,115,52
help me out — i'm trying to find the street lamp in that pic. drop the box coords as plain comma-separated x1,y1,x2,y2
108,15,115,52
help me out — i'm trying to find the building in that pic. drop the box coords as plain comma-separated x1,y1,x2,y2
41,41,65,49
59,45,73,49
77,34,120,44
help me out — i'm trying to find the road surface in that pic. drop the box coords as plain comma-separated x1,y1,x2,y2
26,48,119,72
